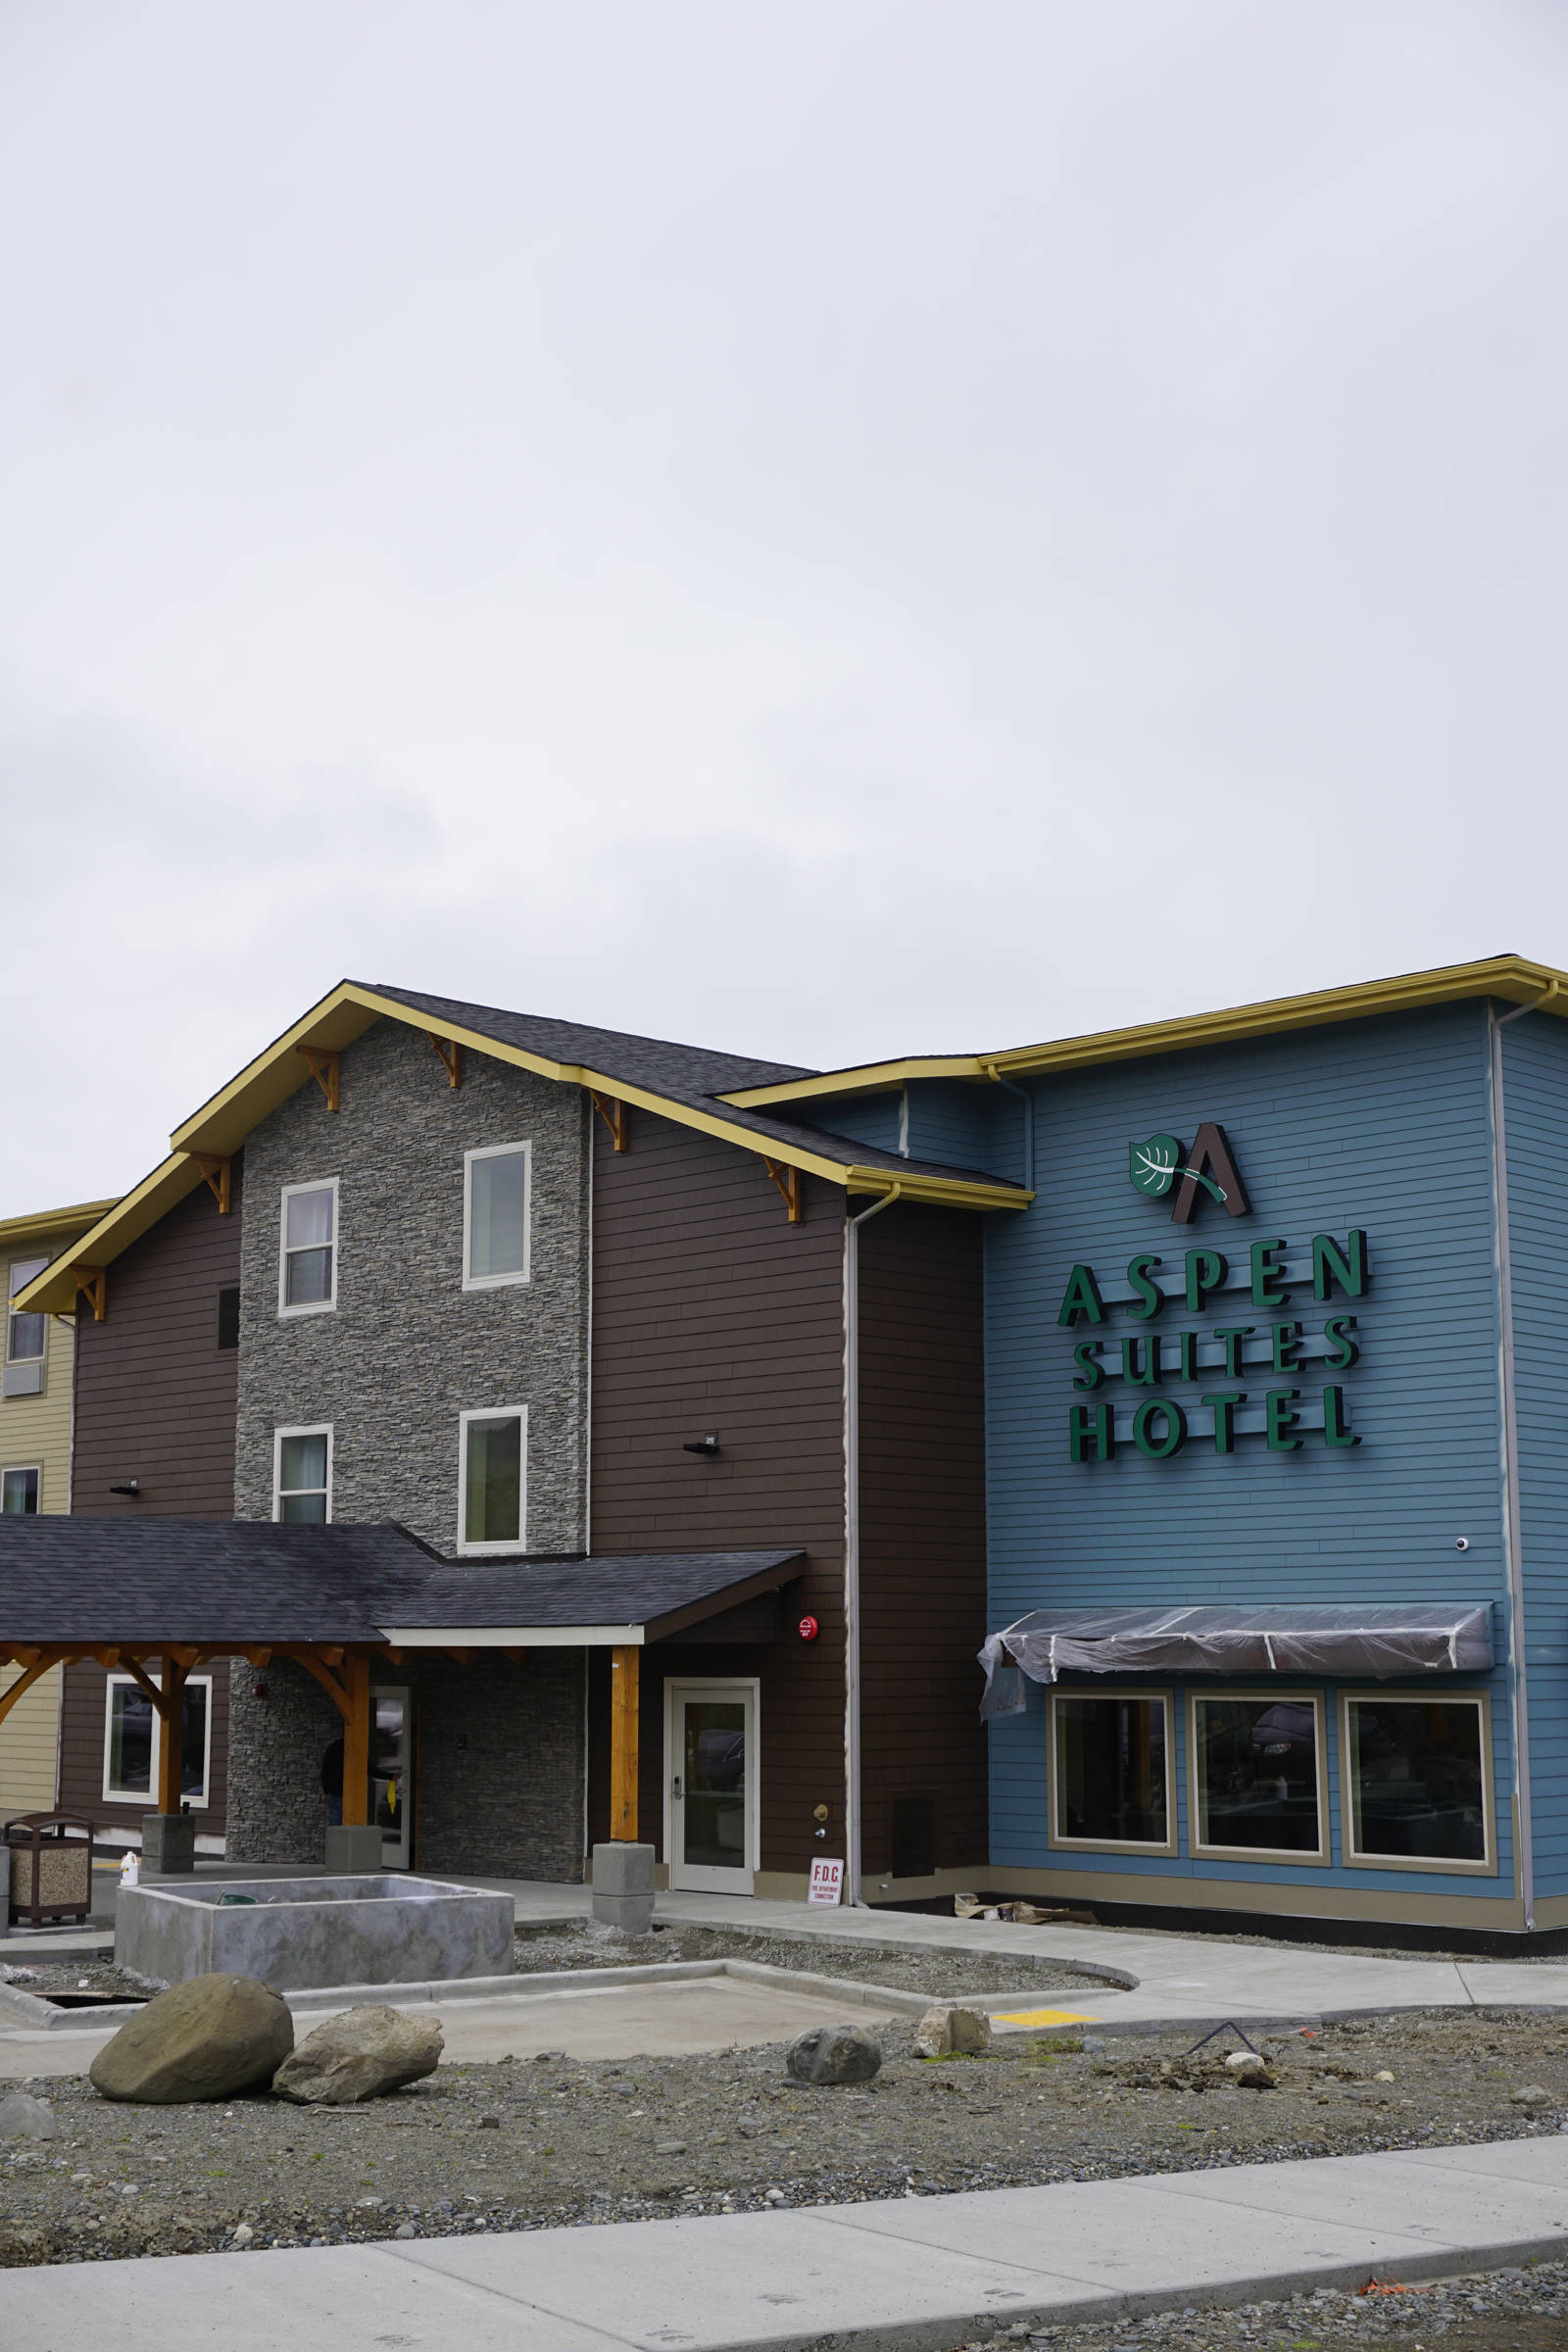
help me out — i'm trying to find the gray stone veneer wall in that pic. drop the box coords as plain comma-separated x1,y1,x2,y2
225,1016,591,1874
226,1652,586,1881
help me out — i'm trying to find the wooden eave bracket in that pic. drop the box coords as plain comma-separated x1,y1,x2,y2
761,1158,804,1222
192,1153,232,1212
74,1266,106,1322
426,1033,463,1089
298,1046,341,1111
590,1091,627,1152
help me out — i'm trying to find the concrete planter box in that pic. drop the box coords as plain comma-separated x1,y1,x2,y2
116,1874,515,1993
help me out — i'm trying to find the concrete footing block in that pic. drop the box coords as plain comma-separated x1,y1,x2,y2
140,1814,195,1875
591,1841,655,1934
323,1826,384,1874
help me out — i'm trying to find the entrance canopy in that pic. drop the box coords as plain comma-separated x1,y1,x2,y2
0,1517,805,1840
979,1602,1494,1717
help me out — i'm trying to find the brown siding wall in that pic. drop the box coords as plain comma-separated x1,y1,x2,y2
59,1172,242,1835
857,1201,989,1881
588,1106,847,1882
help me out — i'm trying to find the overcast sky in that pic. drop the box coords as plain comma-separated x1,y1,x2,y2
3,3,1566,1214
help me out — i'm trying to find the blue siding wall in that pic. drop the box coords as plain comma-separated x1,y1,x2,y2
984,1004,1514,1903
810,1092,905,1157
907,1081,1019,1182
1499,1011,1568,1901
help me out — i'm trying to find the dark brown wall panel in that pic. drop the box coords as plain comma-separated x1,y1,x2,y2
71,1172,243,1517
62,1171,242,1831
856,1200,989,1879
588,1107,847,1880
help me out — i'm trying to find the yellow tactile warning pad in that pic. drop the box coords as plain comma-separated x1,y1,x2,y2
988,2006,1102,2029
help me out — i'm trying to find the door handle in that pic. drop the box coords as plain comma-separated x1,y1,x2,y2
672,1777,683,1799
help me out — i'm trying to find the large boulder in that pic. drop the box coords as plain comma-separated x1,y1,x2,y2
272,2004,443,2104
90,1973,293,2105
913,2004,992,2059
785,2023,882,2086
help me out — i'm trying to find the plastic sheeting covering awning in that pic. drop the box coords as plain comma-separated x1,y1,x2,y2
978,1602,1494,1718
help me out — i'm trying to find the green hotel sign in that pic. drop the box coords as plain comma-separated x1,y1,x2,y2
1062,1122,1367,1461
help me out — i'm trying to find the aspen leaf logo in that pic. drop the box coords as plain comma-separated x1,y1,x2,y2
1130,1134,1182,1199
1129,1134,1229,1206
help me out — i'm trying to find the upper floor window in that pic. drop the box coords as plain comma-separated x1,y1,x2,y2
464,1144,531,1290
2,1465,39,1515
459,1406,525,1552
274,1426,332,1523
5,1259,46,1396
279,1180,338,1316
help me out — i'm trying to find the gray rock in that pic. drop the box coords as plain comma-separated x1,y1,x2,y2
0,2094,55,2141
913,2005,992,2059
89,1974,294,2105
785,2023,882,2085
1512,2083,1551,2107
272,2004,443,2104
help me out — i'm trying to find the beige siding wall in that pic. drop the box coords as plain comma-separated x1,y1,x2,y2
1,1245,77,1818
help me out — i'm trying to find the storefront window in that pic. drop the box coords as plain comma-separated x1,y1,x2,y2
1345,1697,1488,1866
1192,1693,1324,1857
1052,1693,1171,1848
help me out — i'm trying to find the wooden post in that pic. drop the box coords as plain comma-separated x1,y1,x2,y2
156,1655,189,1815
341,1655,371,1827
610,1645,640,1841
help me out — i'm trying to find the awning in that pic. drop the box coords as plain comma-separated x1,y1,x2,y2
979,1602,1494,1717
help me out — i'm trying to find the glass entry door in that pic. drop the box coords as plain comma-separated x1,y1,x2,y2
371,1687,413,1870
667,1682,757,1894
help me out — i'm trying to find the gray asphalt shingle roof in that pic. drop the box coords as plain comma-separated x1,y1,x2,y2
0,1517,804,1647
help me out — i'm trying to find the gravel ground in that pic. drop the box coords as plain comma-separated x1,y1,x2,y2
514,1919,1116,1994
937,2258,1568,2351
2,2009,1567,2270
1,1960,151,1999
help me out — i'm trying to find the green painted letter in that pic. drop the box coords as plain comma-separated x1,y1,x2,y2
1122,1336,1160,1387
1213,1324,1254,1378
1185,1248,1227,1312
1265,1388,1302,1449
1203,1391,1245,1453
1125,1252,1165,1320
1323,1386,1360,1447
1072,1341,1104,1391
1313,1230,1369,1301
1069,1403,1115,1462
1271,1321,1301,1373
1323,1315,1360,1371
1058,1263,1106,1327
1250,1237,1289,1308
1132,1399,1188,1458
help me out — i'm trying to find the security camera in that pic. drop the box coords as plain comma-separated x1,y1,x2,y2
1455,1538,1470,1551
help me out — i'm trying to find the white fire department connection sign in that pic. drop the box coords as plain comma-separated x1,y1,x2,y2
808,1857,844,1905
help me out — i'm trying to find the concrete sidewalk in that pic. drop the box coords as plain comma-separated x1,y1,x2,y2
13,2137,1568,2350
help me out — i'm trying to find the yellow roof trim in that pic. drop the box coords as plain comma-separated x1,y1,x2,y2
13,1161,206,1312
0,1199,120,1256
721,956,1568,1104
20,984,1033,1306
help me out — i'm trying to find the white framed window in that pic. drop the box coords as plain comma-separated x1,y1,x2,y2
1340,1691,1494,1874
273,1425,333,1523
458,1405,526,1553
463,1143,531,1290
102,1671,214,1808
1049,1689,1176,1855
1,1465,40,1515
1189,1690,1329,1864
278,1178,339,1316
5,1258,47,1396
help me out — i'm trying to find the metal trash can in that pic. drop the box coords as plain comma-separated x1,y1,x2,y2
5,1812,95,1928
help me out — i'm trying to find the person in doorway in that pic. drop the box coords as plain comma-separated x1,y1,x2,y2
320,1735,344,1827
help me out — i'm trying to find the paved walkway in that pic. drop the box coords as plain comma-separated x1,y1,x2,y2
12,2137,1568,2349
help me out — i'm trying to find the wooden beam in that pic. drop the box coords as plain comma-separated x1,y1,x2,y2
426,1033,463,1089
291,1651,354,1722
318,1646,345,1667
192,1154,232,1213
241,1647,271,1670
0,1657,62,1731
610,1644,639,1841
443,1647,473,1666
500,1646,530,1665
297,1046,341,1111
589,1092,627,1152
156,1654,189,1815
378,1645,406,1665
761,1159,804,1223
74,1266,107,1321
117,1657,172,1719
340,1654,371,1828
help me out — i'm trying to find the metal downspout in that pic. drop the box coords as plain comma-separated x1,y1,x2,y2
984,1066,1035,1191
843,1182,902,1909
1490,981,1558,1935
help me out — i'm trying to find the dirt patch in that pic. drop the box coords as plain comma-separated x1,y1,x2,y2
1,2007,1566,2267
514,1918,1116,1994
